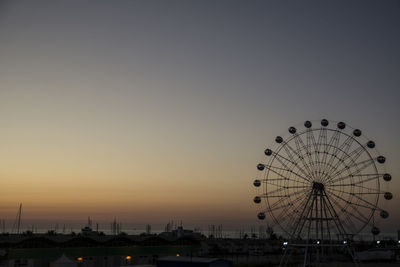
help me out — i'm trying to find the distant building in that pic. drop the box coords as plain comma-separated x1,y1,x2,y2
81,226,93,235
81,216,94,235
157,256,232,267
172,226,203,239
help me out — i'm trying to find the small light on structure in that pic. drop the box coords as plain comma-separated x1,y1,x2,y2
316,240,320,245
176,253,180,257
343,240,347,245
125,256,132,260
376,240,381,244
398,240,400,244
283,241,288,246
77,257,83,262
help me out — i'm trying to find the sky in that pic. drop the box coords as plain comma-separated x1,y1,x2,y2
0,1,399,234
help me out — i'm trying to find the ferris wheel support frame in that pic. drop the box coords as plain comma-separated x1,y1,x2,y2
251,119,391,267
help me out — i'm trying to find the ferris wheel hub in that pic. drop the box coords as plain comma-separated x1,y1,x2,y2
312,182,325,191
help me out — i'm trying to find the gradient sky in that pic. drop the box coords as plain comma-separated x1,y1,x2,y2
0,1,399,233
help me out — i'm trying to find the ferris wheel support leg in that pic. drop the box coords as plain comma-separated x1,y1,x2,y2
279,244,294,267
303,245,309,267
345,244,360,267
279,246,288,267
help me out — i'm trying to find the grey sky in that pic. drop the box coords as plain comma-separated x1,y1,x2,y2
0,1,399,233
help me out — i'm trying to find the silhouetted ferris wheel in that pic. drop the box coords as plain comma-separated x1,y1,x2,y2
253,119,392,242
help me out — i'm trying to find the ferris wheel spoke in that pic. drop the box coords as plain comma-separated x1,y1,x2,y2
263,186,310,198
265,161,310,183
292,133,317,180
323,134,343,181
273,213,291,229
272,188,310,212
266,185,310,190
330,157,375,182
329,182,382,194
337,135,355,161
326,188,374,219
325,135,355,177
288,193,314,237
316,128,327,154
273,191,311,234
305,129,323,177
305,129,320,170
326,189,371,225
328,179,377,188
265,187,289,197
320,131,342,180
322,194,346,238
322,198,332,239
327,175,379,188
349,173,383,178
285,188,311,202
326,129,341,155
294,191,320,238
264,202,290,213
354,191,384,195
271,204,293,226
264,188,310,213
330,146,368,181
344,145,366,164
303,130,318,179
268,188,309,207
347,192,380,211
266,196,289,210
265,177,309,187
329,158,375,184
328,131,342,158
273,152,311,182
322,193,348,236
324,191,359,234
342,198,377,212
329,185,385,206
315,128,328,175
328,173,379,185
325,186,355,198
328,188,380,214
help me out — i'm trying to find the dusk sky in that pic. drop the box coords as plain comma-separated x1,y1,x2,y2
0,1,399,233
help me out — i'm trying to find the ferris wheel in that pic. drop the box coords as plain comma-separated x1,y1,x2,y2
253,119,392,241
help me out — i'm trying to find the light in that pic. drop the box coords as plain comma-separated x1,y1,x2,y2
283,241,288,246
343,240,347,244
125,256,132,260
77,257,83,262
398,240,400,244
376,240,381,244
176,253,180,257
316,241,320,245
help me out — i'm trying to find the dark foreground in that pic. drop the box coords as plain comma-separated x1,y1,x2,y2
0,233,399,266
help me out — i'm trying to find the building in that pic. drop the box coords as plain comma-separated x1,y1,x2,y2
157,256,232,267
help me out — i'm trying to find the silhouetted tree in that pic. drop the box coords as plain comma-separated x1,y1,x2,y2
266,226,277,240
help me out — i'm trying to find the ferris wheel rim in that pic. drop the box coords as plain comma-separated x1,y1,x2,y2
253,119,391,239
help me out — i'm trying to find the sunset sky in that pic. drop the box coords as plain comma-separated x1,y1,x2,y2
0,1,399,234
